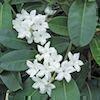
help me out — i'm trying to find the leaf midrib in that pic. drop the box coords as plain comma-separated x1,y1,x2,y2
0,36,27,44
0,4,3,28
80,0,87,44
63,81,67,100
0,58,34,63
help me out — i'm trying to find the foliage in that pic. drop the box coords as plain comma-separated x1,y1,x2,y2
0,0,100,100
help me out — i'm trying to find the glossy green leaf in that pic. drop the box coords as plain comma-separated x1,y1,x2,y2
89,83,100,100
51,80,80,100
49,16,68,36
81,81,100,100
11,0,41,4
0,50,37,71
15,78,34,96
68,0,96,46
0,72,22,91
0,2,12,29
11,78,48,99
8,95,14,100
81,83,92,100
88,0,95,2
31,92,48,100
90,36,100,65
51,36,69,53
75,62,89,90
14,96,26,100
8,95,26,100
0,29,32,49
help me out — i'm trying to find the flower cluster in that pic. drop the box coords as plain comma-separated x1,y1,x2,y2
12,9,50,45
13,9,84,97
26,42,83,96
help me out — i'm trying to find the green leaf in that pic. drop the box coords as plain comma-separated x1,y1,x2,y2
8,95,26,100
31,92,48,100
0,29,32,49
81,81,100,100
8,95,14,100
15,78,34,96
0,50,37,71
81,83,92,100
0,72,22,91
14,96,26,100
0,2,12,29
49,16,68,36
51,80,80,100
89,83,100,100
68,0,96,46
23,2,46,13
75,62,90,90
45,0,57,4
61,4,69,15
90,36,100,65
14,78,48,99
88,0,95,2
51,36,69,53
11,0,41,4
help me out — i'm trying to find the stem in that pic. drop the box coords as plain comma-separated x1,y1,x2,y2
11,6,16,16
86,82,92,100
27,96,32,100
5,90,9,100
64,41,72,60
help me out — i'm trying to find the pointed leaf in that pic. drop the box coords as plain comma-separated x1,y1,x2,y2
0,50,37,71
49,16,68,36
51,36,69,53
0,2,12,29
68,0,96,46
11,0,41,4
0,29,32,49
15,78,34,96
51,80,80,100
90,36,100,65
0,72,22,91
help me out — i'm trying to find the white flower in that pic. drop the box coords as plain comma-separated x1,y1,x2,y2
36,42,57,61
36,69,51,80
37,42,55,54
32,77,55,96
45,6,56,16
43,60,60,72
55,60,76,82
33,30,51,45
16,9,30,20
26,59,51,80
36,42,62,72
26,60,43,77
12,9,50,45
68,52,84,72
31,14,49,31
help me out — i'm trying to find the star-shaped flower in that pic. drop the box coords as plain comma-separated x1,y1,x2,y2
55,60,76,82
26,60,43,77
68,52,84,72
32,77,55,96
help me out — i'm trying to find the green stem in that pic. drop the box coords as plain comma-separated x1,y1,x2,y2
27,96,32,100
11,6,16,16
5,90,9,100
